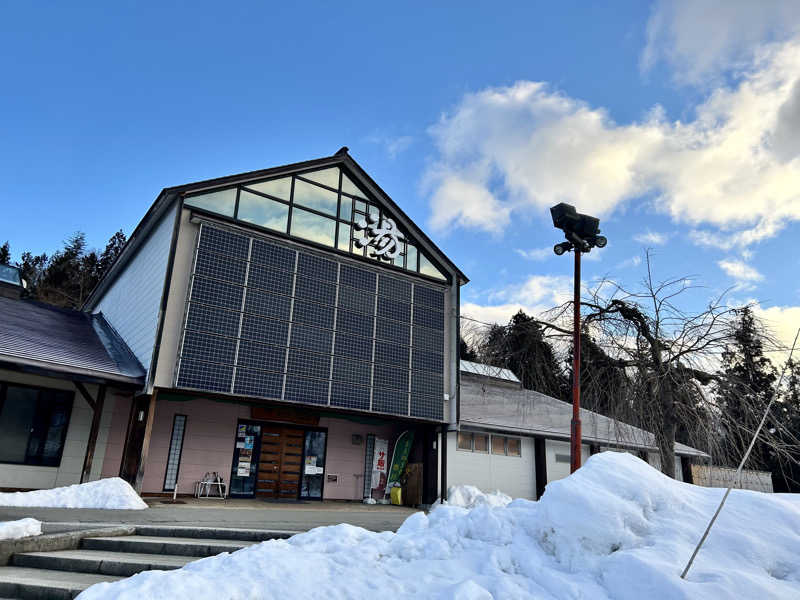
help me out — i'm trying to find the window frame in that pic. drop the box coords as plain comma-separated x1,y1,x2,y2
162,414,188,492
0,381,74,467
490,434,522,457
182,167,450,284
456,431,490,453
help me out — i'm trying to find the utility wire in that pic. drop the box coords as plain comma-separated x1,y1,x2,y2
680,327,800,580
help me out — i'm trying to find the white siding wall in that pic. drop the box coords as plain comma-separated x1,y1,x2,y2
545,439,590,483
0,369,116,489
446,431,536,500
93,204,177,372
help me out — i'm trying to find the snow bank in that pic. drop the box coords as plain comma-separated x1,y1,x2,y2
77,453,800,599
0,518,41,540
0,478,147,510
442,484,512,509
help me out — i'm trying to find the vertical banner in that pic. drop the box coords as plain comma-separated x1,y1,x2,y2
371,438,389,490
387,430,415,488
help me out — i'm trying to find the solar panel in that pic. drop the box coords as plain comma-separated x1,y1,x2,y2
177,224,447,421
330,381,370,410
284,375,329,405
246,263,294,295
236,340,287,373
198,225,249,260
185,303,241,338
233,367,283,399
372,388,409,416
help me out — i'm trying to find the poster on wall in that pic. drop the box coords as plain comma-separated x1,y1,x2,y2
237,465,250,476
371,438,389,489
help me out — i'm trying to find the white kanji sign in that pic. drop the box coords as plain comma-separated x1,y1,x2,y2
355,214,404,260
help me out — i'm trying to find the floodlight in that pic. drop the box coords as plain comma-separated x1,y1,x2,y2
594,235,607,248
553,242,570,256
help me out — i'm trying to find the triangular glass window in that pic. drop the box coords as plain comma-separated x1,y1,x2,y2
244,176,292,201
299,167,340,190
341,173,364,198
184,188,236,217
419,253,446,281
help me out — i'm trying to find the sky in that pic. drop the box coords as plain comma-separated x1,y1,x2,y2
1,1,800,356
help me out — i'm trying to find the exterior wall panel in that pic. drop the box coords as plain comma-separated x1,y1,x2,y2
446,431,536,500
545,439,590,484
93,203,177,372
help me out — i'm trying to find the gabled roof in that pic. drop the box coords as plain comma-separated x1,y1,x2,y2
86,148,466,309
459,366,707,458
0,297,145,385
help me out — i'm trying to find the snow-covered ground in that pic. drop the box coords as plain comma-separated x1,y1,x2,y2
0,518,41,540
440,484,512,509
0,478,147,510
77,453,800,599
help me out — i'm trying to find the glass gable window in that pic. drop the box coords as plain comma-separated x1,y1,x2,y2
238,190,289,232
182,166,449,281
0,384,73,467
184,188,237,217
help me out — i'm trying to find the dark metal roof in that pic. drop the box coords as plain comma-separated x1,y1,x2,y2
0,297,145,385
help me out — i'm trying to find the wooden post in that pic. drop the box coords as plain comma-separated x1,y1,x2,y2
134,390,158,494
80,385,106,483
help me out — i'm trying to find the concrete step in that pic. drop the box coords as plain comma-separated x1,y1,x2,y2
134,525,295,542
81,535,255,557
0,566,121,600
11,549,197,577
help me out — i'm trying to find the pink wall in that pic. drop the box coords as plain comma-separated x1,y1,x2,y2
141,397,250,494
100,393,132,479
320,417,406,500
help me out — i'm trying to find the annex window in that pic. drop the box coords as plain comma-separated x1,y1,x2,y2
491,435,521,457
182,165,449,281
457,432,489,452
0,383,73,467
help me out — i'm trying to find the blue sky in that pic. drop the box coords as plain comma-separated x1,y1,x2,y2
1,1,799,350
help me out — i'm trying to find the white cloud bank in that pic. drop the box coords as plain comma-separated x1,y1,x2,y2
461,274,572,326
426,42,800,251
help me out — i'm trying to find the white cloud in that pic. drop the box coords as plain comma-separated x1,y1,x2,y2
753,304,800,363
641,0,800,85
616,255,643,269
461,274,572,326
426,41,800,249
365,133,414,158
633,230,669,245
515,247,552,261
718,259,764,291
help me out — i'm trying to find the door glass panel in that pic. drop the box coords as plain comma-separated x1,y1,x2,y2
230,422,261,497
300,430,327,499
299,167,340,190
184,188,237,217
293,179,338,216
0,387,38,463
245,176,292,201
237,190,289,232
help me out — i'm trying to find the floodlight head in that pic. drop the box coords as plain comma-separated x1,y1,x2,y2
594,235,607,248
550,203,578,230
553,242,571,256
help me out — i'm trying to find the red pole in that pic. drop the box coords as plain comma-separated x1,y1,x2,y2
571,249,582,473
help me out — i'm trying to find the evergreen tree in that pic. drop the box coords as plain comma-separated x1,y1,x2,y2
0,242,10,266
715,306,777,467
771,358,800,492
482,310,567,399
459,336,478,361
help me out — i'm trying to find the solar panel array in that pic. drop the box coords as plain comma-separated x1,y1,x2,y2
175,224,447,420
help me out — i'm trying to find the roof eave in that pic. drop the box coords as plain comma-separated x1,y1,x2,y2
0,354,145,387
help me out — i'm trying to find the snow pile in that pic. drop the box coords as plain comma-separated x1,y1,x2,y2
443,484,512,509
0,478,147,510
77,453,800,599
0,518,41,540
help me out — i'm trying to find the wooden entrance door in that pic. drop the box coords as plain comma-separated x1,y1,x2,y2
256,425,304,499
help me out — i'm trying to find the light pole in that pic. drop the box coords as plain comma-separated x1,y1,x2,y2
550,203,607,473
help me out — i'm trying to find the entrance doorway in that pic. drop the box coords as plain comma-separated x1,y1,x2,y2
256,425,304,499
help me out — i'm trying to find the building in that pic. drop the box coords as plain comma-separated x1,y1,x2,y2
74,147,463,503
445,361,708,499
0,149,708,505
0,268,144,491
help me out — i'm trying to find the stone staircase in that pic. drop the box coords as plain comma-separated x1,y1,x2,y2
0,526,295,600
